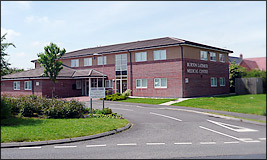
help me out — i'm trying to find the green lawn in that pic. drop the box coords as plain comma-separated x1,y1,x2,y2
119,98,176,105
172,94,266,116
1,117,129,143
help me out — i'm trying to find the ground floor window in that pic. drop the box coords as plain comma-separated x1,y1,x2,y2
13,81,20,90
211,77,217,87
154,78,167,88
220,77,225,86
105,80,113,88
136,79,147,88
76,80,81,89
24,81,32,90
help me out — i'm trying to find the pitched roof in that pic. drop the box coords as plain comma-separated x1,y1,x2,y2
229,56,243,64
241,57,266,71
31,37,233,61
2,65,106,79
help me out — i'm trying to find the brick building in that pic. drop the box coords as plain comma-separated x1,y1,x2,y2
1,37,233,98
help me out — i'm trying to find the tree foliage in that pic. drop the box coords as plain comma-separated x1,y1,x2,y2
37,43,66,97
1,33,16,76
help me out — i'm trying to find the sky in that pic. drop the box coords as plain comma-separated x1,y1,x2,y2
1,1,266,69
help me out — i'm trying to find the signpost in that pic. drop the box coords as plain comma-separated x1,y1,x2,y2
89,87,105,113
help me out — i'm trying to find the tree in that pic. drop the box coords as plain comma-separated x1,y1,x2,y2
1,33,16,76
37,43,66,97
5,67,24,75
229,62,246,92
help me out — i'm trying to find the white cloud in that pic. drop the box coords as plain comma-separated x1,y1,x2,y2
15,52,26,57
1,28,21,40
25,16,49,23
16,1,31,9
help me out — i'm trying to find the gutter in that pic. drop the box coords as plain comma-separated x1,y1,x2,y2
127,50,133,95
179,44,184,98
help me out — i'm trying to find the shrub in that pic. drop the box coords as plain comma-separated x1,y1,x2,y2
104,93,127,101
1,99,11,119
122,89,131,97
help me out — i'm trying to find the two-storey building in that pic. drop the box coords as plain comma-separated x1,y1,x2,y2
1,37,233,98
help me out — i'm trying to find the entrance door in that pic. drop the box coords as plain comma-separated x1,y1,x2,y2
116,79,127,94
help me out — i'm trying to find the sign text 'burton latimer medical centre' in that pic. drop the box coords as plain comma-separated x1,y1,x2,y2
186,62,209,74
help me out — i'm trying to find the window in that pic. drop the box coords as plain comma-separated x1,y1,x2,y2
91,79,97,87
24,81,32,90
135,52,147,62
105,80,113,88
13,81,20,90
98,79,103,87
97,56,107,65
115,54,127,71
219,54,226,62
36,82,39,86
153,50,166,60
210,52,216,62
154,78,167,88
136,79,147,88
200,51,208,61
71,59,79,67
84,58,92,66
220,77,225,86
76,80,81,89
211,77,217,87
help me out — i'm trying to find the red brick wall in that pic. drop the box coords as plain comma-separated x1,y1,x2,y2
131,59,183,98
183,58,230,97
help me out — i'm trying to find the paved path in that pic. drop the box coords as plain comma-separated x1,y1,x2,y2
2,100,266,159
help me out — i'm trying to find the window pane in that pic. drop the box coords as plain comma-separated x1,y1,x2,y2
136,53,141,62
201,51,207,60
29,81,32,90
142,79,147,87
136,79,141,87
161,50,166,60
210,52,216,61
154,51,160,60
17,82,20,89
98,79,103,87
161,78,167,87
154,78,160,87
142,52,147,61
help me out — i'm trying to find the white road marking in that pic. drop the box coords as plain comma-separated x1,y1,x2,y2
86,144,107,147
146,143,165,145
207,119,258,132
259,138,266,141
224,141,239,144
19,146,42,149
243,140,261,143
150,112,182,121
111,108,133,111
54,146,77,148
199,126,247,142
238,138,253,141
117,143,137,146
200,142,216,144
174,142,192,145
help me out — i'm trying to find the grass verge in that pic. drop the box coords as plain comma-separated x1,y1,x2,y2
206,112,266,124
118,98,176,104
172,94,266,116
1,117,129,143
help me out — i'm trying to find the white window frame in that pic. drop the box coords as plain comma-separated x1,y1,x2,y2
24,81,32,90
219,54,226,63
84,58,92,66
71,59,79,67
135,52,147,62
210,52,216,62
13,81,20,90
200,51,208,61
136,79,147,88
105,80,113,88
153,50,166,61
76,80,81,89
115,54,127,71
154,78,167,88
211,77,217,87
97,56,107,65
220,77,226,86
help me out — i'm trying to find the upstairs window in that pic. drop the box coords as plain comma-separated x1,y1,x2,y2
71,59,79,67
84,58,92,66
14,81,20,90
115,54,127,71
210,52,216,62
135,52,147,62
24,81,32,90
136,79,147,88
200,51,208,61
153,50,166,61
220,77,225,86
211,77,217,87
154,78,167,88
219,54,226,63
97,56,107,65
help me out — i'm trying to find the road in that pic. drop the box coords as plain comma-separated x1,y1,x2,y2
1,100,266,159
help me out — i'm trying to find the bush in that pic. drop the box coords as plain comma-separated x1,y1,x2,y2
1,98,11,119
103,92,127,101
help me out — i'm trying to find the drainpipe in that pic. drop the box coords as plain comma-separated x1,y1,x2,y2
127,50,133,95
179,44,184,98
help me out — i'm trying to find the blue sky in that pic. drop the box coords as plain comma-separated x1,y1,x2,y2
1,1,266,69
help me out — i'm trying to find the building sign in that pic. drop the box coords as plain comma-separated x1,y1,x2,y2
89,87,105,98
186,62,208,74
